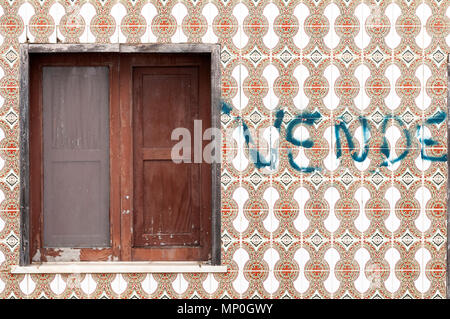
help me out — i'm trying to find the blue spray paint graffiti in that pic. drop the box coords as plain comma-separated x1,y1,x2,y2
417,110,447,162
379,115,411,167
335,117,370,163
285,111,321,172
220,101,447,172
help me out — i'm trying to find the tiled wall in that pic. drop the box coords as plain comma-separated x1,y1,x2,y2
0,0,447,298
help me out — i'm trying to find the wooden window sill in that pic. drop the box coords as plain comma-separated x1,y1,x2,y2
10,262,228,274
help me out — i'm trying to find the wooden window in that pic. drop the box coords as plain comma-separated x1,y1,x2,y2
21,46,221,265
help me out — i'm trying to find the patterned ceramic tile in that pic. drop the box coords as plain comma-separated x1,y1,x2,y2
0,0,446,299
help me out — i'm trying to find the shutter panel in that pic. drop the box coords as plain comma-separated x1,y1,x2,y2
132,66,201,248
42,66,110,248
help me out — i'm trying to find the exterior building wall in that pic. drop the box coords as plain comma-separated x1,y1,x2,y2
0,0,447,298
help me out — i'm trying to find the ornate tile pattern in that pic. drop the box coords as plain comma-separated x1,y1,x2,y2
0,0,447,298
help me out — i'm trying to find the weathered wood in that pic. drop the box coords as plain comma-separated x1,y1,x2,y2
119,43,219,53
28,43,120,53
27,43,220,54
447,54,450,299
210,44,221,265
19,44,30,266
28,53,121,262
132,64,201,250
118,53,133,261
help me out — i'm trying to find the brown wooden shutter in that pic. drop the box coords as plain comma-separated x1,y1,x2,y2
128,54,212,261
133,66,201,246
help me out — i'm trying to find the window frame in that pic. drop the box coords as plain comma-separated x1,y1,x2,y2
447,55,450,298
19,43,222,266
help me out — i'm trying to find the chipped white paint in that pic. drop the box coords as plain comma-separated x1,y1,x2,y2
44,248,81,262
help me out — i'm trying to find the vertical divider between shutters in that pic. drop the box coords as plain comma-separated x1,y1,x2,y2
119,48,133,261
